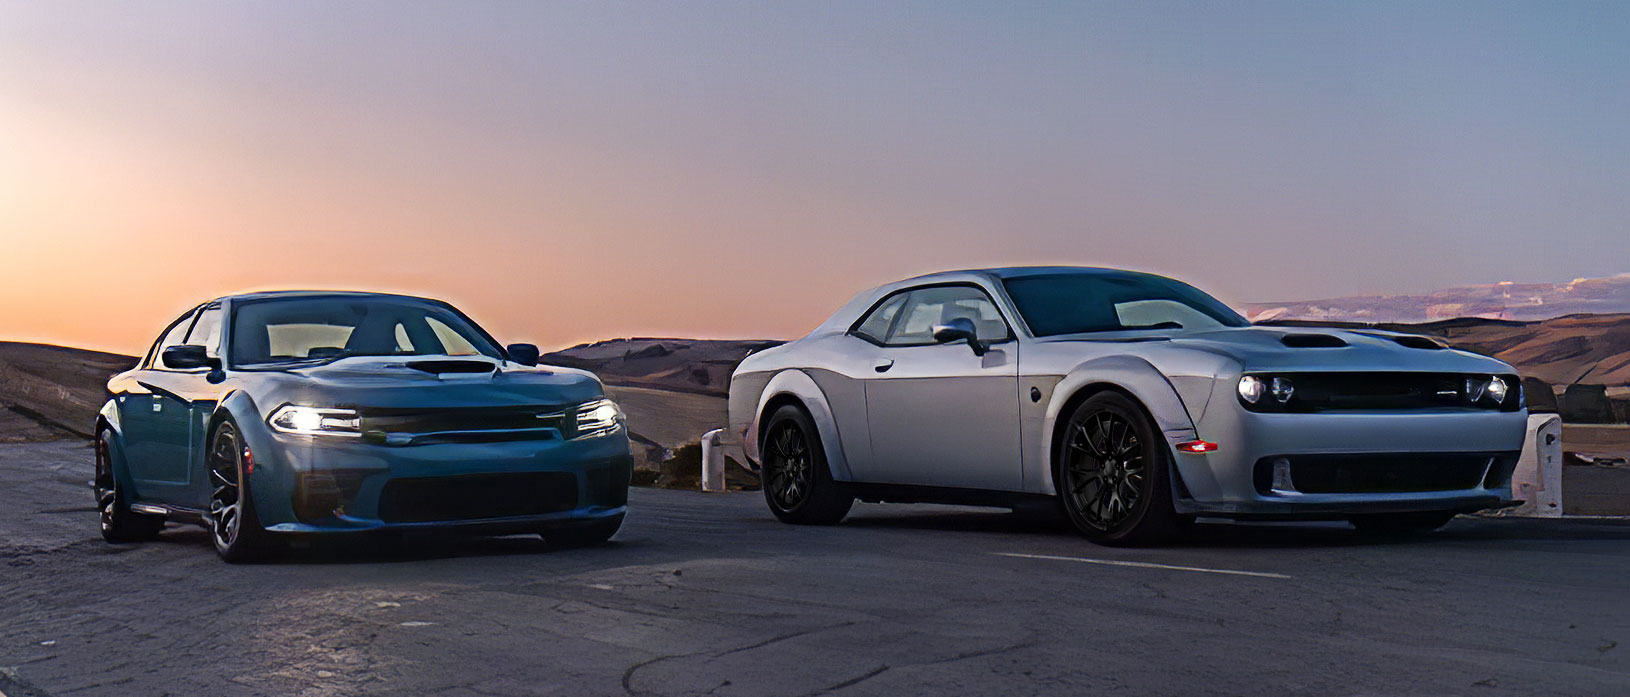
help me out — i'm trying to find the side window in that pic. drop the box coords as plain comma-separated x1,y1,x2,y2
186,305,224,358
851,293,908,344
886,286,1010,346
150,311,198,369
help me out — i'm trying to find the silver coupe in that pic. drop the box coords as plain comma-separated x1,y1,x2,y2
728,267,1528,544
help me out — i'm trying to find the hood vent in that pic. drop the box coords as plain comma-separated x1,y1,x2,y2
405,359,498,375
1388,335,1446,350
1351,331,1448,350
1280,333,1348,348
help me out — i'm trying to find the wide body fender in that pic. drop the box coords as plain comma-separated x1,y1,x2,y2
1035,355,1222,500
208,389,293,523
95,399,139,495
749,369,853,482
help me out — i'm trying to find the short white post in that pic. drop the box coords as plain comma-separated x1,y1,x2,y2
1511,414,1564,517
701,428,726,493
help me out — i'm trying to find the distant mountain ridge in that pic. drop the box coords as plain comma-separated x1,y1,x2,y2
1247,273,1630,323
543,338,782,397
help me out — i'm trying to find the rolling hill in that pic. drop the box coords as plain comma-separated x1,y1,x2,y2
3,311,1628,449
1247,273,1630,324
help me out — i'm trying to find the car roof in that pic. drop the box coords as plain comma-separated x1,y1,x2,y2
211,290,447,305
901,266,1165,283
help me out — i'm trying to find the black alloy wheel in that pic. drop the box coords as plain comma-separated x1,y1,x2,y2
206,420,267,562
95,429,163,543
1057,392,1183,545
760,405,852,525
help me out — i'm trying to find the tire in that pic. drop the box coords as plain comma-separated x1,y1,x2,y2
1055,392,1184,546
1350,512,1456,537
760,405,852,525
205,419,270,563
544,514,625,548
95,428,164,543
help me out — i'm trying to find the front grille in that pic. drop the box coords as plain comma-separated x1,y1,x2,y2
377,472,578,523
358,405,569,445
1253,454,1511,494
1243,372,1521,412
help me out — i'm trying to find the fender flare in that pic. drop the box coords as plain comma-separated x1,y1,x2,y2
752,369,853,482
96,399,122,437
208,390,287,520
1038,355,1200,496
94,399,136,494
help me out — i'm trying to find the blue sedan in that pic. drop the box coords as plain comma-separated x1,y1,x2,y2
95,291,632,562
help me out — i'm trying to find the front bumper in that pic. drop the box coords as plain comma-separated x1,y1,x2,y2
247,429,633,534
1175,405,1529,519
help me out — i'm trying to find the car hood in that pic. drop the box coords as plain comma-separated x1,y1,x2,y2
1040,326,1516,374
239,355,606,411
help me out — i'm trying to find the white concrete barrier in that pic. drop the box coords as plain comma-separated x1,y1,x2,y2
1510,413,1563,517
701,428,726,493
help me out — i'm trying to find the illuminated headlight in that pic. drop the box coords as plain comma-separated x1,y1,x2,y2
268,405,360,436
573,398,623,438
1486,376,1508,405
1237,375,1265,404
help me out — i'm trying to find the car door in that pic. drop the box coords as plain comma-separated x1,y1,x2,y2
126,304,227,504
861,285,1022,490
122,308,199,497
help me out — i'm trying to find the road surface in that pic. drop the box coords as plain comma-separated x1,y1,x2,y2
2,441,1627,696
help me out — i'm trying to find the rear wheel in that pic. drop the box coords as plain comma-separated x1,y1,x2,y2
206,420,270,563
760,405,852,525
1056,392,1183,546
1350,512,1456,537
95,429,164,543
544,514,624,548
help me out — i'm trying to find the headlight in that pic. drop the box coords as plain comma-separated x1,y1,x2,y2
1486,376,1508,405
1237,375,1264,404
573,398,623,438
268,405,361,436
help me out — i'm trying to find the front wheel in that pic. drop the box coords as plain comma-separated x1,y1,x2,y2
206,420,270,563
760,405,852,525
1056,392,1184,546
95,429,164,543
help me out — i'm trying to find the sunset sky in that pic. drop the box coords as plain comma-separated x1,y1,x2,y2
3,2,1627,355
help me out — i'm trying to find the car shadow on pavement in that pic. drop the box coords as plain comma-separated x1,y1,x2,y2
839,505,1630,549
150,525,640,565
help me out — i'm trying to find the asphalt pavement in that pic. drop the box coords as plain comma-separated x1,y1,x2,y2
2,441,1627,696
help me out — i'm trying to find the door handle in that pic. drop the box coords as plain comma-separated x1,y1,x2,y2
873,359,895,373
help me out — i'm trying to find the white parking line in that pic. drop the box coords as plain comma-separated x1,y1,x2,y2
995,552,1293,579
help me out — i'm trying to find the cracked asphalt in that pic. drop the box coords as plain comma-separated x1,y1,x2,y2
3,441,1628,696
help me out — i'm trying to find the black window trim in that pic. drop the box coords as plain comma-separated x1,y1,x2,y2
143,305,205,371
846,282,1017,349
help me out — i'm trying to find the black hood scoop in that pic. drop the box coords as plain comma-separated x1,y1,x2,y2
405,359,498,375
1389,336,1446,350
1348,330,1448,350
1279,333,1349,348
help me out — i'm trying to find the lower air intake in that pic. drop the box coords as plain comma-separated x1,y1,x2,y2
1253,453,1515,495
378,472,577,522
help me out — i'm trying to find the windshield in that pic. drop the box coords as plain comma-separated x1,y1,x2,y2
229,296,503,367
1001,272,1250,337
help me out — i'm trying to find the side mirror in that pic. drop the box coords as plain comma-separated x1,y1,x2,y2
507,343,540,367
162,344,219,370
932,318,988,356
